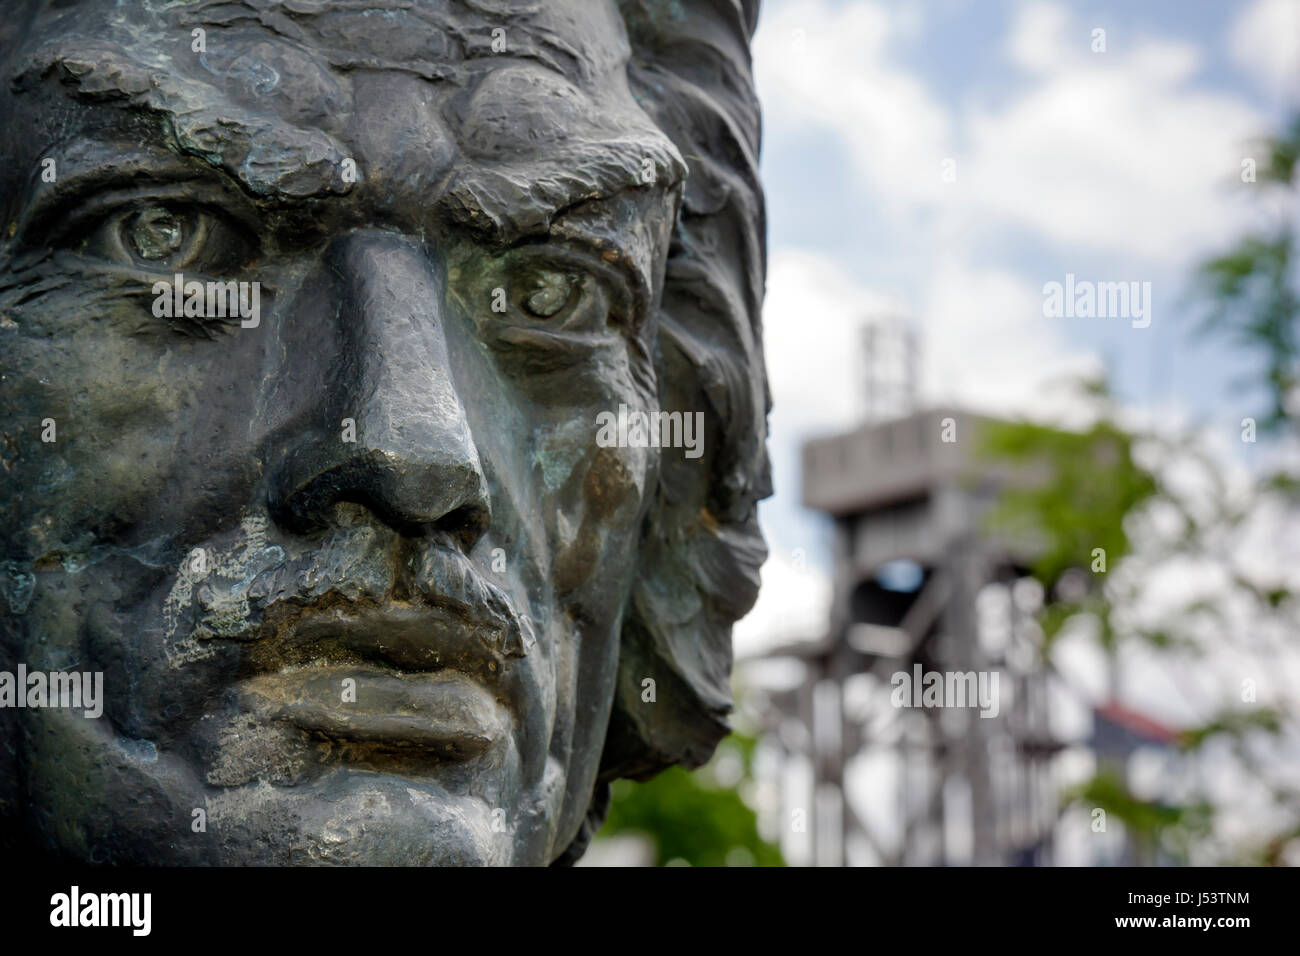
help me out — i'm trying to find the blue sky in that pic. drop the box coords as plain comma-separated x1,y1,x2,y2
736,0,1300,650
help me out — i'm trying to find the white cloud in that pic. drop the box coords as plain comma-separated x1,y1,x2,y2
753,0,953,209
761,250,902,436
763,247,1098,431
921,256,1101,418
1007,1,1074,75
754,0,1265,265
1230,0,1300,102
962,2,1263,261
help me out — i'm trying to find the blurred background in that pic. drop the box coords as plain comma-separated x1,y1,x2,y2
583,0,1300,866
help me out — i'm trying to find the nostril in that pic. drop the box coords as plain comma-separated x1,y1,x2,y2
438,503,490,552
268,443,492,547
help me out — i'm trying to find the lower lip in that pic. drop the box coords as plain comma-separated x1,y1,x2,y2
238,667,509,759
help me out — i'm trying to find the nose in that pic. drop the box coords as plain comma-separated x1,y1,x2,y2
267,232,490,548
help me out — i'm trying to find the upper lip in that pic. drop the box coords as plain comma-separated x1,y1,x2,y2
194,539,536,665
248,600,518,678
191,537,533,761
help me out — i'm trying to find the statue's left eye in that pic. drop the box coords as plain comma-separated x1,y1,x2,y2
458,246,633,345
518,268,582,320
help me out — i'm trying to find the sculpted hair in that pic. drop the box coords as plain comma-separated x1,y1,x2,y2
558,0,771,863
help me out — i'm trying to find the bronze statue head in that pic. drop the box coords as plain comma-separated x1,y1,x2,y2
0,0,768,865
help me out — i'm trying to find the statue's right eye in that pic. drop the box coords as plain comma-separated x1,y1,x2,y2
124,206,188,261
59,200,253,274
105,204,210,270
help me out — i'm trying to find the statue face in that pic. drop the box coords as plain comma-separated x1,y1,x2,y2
0,0,682,864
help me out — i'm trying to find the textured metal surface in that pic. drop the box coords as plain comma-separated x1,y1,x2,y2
0,0,768,865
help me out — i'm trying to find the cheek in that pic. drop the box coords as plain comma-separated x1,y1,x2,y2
456,301,657,591
547,442,650,595
0,330,176,551
1,320,264,555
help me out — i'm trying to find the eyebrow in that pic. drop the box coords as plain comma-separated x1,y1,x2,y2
17,146,263,245
12,45,353,203
438,118,686,241
440,164,676,243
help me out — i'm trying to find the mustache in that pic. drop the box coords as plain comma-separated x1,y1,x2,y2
189,526,535,660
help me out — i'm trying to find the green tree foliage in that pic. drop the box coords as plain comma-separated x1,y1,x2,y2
980,402,1158,650
1196,116,1300,431
596,732,785,867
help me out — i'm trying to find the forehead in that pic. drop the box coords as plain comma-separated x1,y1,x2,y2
7,0,684,238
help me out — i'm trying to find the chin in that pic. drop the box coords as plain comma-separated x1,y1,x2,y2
205,771,515,866
19,709,548,866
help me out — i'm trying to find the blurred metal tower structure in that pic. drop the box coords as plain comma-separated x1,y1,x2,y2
861,316,919,424
759,408,1066,866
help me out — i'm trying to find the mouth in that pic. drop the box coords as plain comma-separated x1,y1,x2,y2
229,602,519,765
